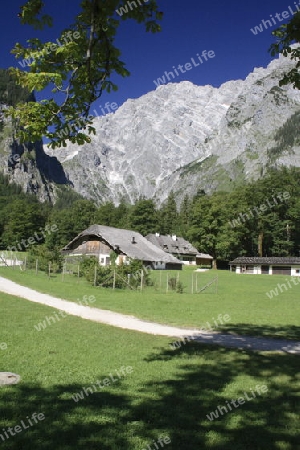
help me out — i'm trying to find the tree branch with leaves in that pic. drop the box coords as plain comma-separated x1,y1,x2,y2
7,0,162,148
270,11,300,90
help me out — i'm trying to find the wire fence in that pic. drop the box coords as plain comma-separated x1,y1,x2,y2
0,252,218,294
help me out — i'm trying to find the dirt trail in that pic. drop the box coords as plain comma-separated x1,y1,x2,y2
0,276,299,354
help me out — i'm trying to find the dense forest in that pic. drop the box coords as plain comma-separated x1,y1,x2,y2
1,166,300,264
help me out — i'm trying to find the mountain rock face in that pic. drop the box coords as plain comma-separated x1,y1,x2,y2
0,69,70,203
2,57,300,205
0,117,69,203
45,53,300,205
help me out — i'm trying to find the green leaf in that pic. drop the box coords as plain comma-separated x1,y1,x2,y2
7,0,162,146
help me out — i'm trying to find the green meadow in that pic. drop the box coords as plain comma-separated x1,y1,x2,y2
0,291,299,450
0,266,299,340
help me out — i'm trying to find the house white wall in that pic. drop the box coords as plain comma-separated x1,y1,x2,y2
291,266,300,276
253,265,261,274
114,257,168,270
174,255,196,265
234,264,300,275
235,265,266,274
181,260,197,266
99,254,111,266
153,261,166,270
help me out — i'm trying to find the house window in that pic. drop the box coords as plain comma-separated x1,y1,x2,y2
296,270,300,274
100,258,104,264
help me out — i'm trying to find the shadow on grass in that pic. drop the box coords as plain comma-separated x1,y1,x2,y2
0,380,136,450
141,342,300,450
0,346,299,449
217,323,300,341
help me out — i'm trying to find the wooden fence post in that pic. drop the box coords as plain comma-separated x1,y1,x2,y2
94,265,97,286
113,269,116,290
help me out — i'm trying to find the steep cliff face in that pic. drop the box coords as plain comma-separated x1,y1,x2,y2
0,69,69,203
2,54,300,206
156,59,300,201
45,53,300,205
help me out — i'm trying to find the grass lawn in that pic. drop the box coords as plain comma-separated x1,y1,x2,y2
0,266,299,341
0,293,299,450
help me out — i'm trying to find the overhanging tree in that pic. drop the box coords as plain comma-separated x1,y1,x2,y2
270,11,300,89
6,0,162,148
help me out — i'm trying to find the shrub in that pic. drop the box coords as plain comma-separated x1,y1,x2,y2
168,277,184,293
27,245,63,273
80,257,152,289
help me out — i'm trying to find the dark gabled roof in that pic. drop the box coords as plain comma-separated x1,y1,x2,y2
229,257,300,265
62,225,183,265
196,253,214,260
146,234,199,256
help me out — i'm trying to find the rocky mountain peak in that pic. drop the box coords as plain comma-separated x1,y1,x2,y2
44,53,300,205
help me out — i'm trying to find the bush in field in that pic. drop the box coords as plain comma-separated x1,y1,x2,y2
117,259,152,289
168,277,184,293
80,257,152,289
176,281,184,293
168,277,177,290
94,266,114,287
28,245,63,273
79,256,99,279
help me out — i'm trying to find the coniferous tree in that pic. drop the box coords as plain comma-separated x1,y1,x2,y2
179,194,191,237
128,198,158,236
159,191,179,235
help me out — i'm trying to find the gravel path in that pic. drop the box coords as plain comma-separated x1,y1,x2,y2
1,276,299,355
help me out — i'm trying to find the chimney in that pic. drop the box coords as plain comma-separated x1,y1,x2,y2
155,232,160,237
172,234,177,241
131,237,136,244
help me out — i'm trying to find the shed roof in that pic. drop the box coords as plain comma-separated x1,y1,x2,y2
196,253,214,260
63,225,183,265
229,257,300,265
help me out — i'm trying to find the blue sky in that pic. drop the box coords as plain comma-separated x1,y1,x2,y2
0,0,297,113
